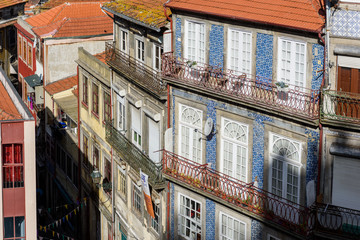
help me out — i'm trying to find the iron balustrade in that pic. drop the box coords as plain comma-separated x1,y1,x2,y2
105,42,166,97
105,122,164,188
162,150,313,237
321,90,360,124
314,203,360,239
162,53,320,121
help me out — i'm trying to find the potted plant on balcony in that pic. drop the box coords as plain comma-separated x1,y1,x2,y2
275,81,289,101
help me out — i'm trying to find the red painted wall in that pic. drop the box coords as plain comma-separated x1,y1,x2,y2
16,27,36,100
1,122,25,217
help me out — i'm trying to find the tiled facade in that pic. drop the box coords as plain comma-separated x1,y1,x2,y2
206,101,217,169
205,199,216,240
255,33,273,81
175,17,182,58
305,129,320,185
311,44,324,91
331,9,360,38
251,220,263,240
209,24,224,68
249,113,273,188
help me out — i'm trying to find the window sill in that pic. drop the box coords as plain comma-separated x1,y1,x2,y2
82,102,88,109
91,111,99,119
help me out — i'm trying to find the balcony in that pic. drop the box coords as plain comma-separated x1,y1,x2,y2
321,90,360,129
162,53,320,123
162,150,360,239
105,122,164,189
105,42,167,99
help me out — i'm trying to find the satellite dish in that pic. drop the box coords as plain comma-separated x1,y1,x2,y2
204,118,214,137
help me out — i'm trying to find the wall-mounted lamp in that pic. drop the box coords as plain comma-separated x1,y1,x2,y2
90,169,112,190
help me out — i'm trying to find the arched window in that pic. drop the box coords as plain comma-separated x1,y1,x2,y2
269,134,301,203
179,104,202,163
221,118,248,182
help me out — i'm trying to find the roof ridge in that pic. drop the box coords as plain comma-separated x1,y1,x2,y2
0,108,20,120
53,17,70,37
307,0,326,23
48,2,68,24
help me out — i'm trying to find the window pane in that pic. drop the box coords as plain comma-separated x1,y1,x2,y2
15,216,25,237
4,217,14,238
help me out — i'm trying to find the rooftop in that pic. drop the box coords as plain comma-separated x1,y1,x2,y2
0,0,27,9
0,81,22,120
103,0,170,30
94,51,107,64
25,2,113,38
39,0,106,9
166,0,324,33
44,75,77,96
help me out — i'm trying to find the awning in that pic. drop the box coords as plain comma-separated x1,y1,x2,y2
53,94,78,123
24,74,42,88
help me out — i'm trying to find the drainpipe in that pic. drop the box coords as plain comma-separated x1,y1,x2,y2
164,4,173,240
325,0,331,88
76,65,82,238
317,21,326,200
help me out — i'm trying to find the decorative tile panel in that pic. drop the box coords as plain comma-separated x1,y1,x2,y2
305,129,319,185
175,17,182,58
251,220,263,240
331,9,360,38
209,24,224,68
206,199,216,240
311,44,324,91
256,33,273,83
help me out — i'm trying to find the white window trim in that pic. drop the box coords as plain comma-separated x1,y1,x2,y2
277,37,307,88
268,133,302,203
219,211,246,240
132,181,142,213
103,154,111,180
184,20,206,64
220,117,249,182
119,27,129,54
131,105,142,149
135,35,145,63
117,94,126,132
178,104,203,163
178,193,202,240
18,34,22,58
227,28,252,75
153,43,163,72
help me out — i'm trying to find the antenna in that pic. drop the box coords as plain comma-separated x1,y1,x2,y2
195,118,216,141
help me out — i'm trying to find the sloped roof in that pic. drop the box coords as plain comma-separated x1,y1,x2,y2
25,2,113,38
94,51,107,64
103,0,170,30
166,0,324,33
40,0,106,9
0,81,22,120
44,75,77,96
0,0,27,9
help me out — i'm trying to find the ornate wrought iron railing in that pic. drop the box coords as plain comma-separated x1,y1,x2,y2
105,122,164,188
321,90,360,124
313,203,360,239
162,150,313,237
162,150,360,238
162,53,320,121
105,42,166,97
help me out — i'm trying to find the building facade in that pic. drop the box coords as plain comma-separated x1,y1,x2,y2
0,67,36,240
162,0,327,239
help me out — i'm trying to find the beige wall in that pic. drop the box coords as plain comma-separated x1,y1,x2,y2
24,120,37,240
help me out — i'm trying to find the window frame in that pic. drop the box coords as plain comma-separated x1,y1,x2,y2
220,117,249,182
219,212,246,240
151,201,160,234
2,144,24,189
119,28,129,54
18,34,22,58
103,91,111,123
178,193,202,240
153,43,163,72
4,216,25,240
131,106,142,149
92,143,100,170
117,165,126,197
82,75,89,107
132,182,142,214
82,134,90,170
268,133,302,204
27,42,32,69
227,28,252,75
135,36,145,63
184,20,206,64
117,94,126,132
92,82,99,117
23,38,27,64
277,37,307,88
178,104,203,163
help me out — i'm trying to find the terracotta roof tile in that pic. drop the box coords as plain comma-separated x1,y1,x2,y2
104,0,170,29
166,0,324,32
44,75,77,96
0,0,27,9
26,2,113,38
0,81,22,120
94,51,107,64
40,0,105,10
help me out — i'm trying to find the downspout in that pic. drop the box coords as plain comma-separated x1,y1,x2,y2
110,76,115,240
164,4,173,240
317,24,326,200
76,65,82,239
